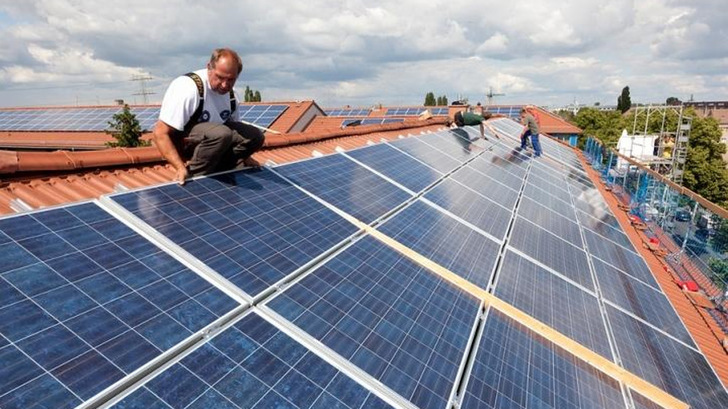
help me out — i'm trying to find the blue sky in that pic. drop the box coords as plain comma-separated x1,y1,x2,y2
0,0,726,108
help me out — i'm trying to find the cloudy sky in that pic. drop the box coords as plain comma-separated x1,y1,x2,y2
0,0,726,109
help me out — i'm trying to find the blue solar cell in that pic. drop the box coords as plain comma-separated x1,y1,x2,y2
508,218,594,290
416,130,482,164
275,154,412,224
451,166,519,209
468,154,527,188
461,310,627,409
267,236,480,409
111,169,358,298
346,143,443,193
582,229,658,289
112,312,393,409
591,258,693,346
388,136,461,174
378,200,500,288
517,198,583,247
425,179,512,240
608,305,728,409
522,183,577,217
577,213,632,249
0,203,239,407
494,251,612,358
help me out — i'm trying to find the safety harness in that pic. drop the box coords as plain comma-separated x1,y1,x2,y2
183,72,237,131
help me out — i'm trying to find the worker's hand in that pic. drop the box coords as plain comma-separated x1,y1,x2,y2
242,156,262,169
174,166,189,185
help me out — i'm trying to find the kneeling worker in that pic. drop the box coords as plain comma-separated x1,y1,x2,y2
153,48,265,185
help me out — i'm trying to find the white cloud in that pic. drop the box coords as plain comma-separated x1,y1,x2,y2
0,0,726,107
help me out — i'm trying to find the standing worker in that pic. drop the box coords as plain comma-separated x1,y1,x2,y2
153,48,265,185
519,106,542,157
453,106,498,140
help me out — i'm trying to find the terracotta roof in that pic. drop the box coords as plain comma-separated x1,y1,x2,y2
534,107,582,134
0,131,152,150
0,118,448,212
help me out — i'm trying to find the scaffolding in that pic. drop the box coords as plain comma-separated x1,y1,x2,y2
628,105,691,185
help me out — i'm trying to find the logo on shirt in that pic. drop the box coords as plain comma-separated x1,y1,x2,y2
220,110,231,121
200,110,211,122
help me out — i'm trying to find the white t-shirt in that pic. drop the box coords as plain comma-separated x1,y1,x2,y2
158,68,238,131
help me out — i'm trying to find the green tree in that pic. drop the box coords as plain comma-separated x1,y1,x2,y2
253,90,261,102
574,108,626,149
683,111,728,206
617,86,631,113
708,257,728,285
712,220,728,254
424,92,436,106
106,104,149,148
440,95,448,106
666,96,682,106
244,85,252,102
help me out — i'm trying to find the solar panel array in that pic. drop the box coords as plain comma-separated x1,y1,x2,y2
237,105,288,129
341,118,405,127
385,107,449,116
325,108,372,117
1,118,727,409
0,104,288,132
483,105,524,119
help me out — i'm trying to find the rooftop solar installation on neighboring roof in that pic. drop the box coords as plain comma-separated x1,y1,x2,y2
111,311,394,409
109,169,358,299
0,106,160,132
237,104,288,129
385,107,448,116
325,108,372,117
0,203,238,408
341,118,404,127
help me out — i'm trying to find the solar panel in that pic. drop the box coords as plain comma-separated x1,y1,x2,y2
591,258,694,346
577,212,633,249
522,183,576,217
275,154,412,224
0,203,239,408
325,108,372,117
494,251,612,358
424,179,512,240
340,118,405,127
109,169,359,298
517,197,583,248
508,218,594,291
237,104,288,128
582,229,659,289
607,305,728,409
416,130,483,164
346,143,443,193
110,311,394,409
377,200,501,288
460,309,626,409
264,235,481,409
451,166,520,209
388,137,461,174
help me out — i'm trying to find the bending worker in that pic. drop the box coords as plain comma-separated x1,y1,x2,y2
453,107,497,139
153,48,264,185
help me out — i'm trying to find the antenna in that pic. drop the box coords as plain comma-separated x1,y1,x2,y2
485,87,505,105
131,74,155,105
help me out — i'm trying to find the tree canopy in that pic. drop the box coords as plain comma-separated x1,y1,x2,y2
424,92,436,106
244,85,262,102
106,104,149,148
617,86,631,113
